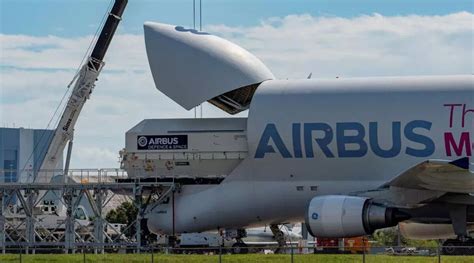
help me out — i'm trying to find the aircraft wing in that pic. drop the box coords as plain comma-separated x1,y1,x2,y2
383,157,473,193
355,157,473,207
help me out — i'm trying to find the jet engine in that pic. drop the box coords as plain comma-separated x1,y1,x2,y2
306,195,409,238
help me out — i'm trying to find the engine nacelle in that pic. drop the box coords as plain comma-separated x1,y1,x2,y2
306,195,407,238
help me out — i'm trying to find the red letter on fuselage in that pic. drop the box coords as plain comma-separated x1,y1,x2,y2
444,132,472,156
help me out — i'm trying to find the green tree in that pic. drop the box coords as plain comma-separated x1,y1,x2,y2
106,201,138,238
373,227,399,246
373,226,438,248
106,201,157,244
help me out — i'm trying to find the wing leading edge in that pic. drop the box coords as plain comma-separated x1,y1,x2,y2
383,157,473,194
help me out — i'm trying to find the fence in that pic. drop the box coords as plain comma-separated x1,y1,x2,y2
0,168,129,184
0,244,473,263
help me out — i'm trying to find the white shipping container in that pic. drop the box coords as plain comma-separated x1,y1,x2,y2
122,118,248,178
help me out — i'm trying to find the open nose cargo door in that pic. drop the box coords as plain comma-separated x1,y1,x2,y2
144,22,274,114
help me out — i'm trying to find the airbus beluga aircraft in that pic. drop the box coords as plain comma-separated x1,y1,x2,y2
122,21,473,252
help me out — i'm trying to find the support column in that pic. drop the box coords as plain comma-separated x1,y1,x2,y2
0,191,5,254
64,188,75,253
93,188,106,254
16,189,37,254
133,183,143,253
301,222,308,239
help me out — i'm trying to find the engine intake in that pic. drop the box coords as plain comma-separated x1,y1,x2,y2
306,195,409,238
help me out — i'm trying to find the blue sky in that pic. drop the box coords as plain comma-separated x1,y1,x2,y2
1,0,473,37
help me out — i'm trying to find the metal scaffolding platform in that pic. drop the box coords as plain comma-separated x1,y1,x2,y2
0,168,204,254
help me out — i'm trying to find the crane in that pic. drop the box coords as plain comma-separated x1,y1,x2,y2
34,0,128,183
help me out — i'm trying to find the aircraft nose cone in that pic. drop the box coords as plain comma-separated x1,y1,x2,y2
143,21,274,111
146,202,173,235
143,21,154,31
143,21,165,39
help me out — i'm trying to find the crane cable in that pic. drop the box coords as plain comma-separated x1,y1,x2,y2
19,0,114,182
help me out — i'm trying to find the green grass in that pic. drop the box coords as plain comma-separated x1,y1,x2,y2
0,253,473,263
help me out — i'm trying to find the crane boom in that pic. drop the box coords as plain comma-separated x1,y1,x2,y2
34,0,128,182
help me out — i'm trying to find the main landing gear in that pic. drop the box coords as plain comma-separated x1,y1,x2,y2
442,237,474,255
443,205,474,255
228,229,248,254
270,224,287,254
232,241,248,254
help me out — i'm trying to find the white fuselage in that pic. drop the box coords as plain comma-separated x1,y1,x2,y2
147,75,473,235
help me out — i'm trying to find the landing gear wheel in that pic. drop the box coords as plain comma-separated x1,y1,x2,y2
468,239,474,255
232,242,248,254
443,240,458,255
442,238,474,255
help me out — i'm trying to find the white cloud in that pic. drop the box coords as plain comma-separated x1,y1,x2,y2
0,34,147,71
208,12,473,78
73,146,120,168
1,12,472,168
